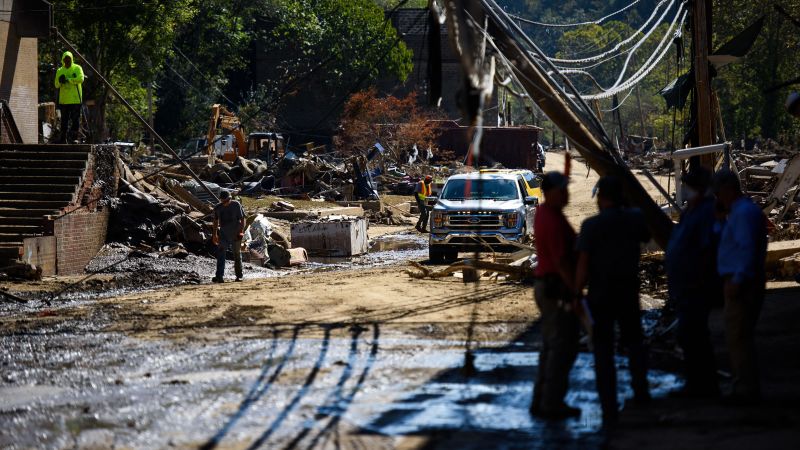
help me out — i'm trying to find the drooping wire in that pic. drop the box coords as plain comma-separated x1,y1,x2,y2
547,0,674,64
509,0,642,28
575,9,687,100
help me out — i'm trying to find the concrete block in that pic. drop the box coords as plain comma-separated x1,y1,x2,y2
290,218,368,256
335,200,383,212
22,235,55,276
262,206,365,221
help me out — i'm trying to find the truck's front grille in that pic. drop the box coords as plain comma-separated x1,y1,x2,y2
447,212,502,229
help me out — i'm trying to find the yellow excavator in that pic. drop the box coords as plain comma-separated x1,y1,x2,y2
206,104,285,164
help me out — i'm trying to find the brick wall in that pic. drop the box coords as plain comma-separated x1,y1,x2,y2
0,0,40,144
53,208,110,275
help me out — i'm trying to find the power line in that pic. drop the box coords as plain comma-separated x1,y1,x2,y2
547,0,675,64
172,46,237,107
509,0,642,28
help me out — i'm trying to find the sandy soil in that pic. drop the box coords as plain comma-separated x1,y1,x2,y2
1,150,663,339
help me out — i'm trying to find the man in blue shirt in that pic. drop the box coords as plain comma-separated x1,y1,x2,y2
665,167,722,397
713,170,767,404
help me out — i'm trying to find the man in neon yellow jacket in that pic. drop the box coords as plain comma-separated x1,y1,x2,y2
54,51,84,143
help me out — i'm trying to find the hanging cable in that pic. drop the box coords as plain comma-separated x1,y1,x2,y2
602,88,635,111
509,0,642,28
572,9,687,99
546,0,674,64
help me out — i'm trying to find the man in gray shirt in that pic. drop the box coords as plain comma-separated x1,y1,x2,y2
212,190,245,282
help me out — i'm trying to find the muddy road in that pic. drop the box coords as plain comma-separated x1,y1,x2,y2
0,152,686,449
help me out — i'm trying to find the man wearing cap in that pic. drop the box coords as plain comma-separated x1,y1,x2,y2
713,170,768,404
212,191,245,283
415,175,433,232
575,176,651,427
665,167,722,398
531,171,581,419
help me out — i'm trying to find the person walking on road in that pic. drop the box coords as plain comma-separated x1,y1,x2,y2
531,171,581,419
212,191,245,283
415,175,433,232
665,167,722,398
713,170,768,404
575,176,651,427
54,51,84,144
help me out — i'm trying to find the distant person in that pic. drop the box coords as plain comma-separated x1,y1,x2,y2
531,171,581,419
415,175,433,232
212,191,245,283
786,92,800,118
575,176,650,427
54,51,84,144
713,170,768,404
665,167,722,397
533,142,546,173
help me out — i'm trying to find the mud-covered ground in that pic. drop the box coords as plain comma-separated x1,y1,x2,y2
2,152,799,449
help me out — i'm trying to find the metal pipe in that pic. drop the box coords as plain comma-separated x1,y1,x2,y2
53,29,219,202
671,143,727,159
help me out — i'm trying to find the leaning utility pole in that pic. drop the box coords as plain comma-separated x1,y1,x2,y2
691,0,715,168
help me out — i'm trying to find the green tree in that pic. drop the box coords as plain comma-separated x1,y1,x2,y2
40,0,196,141
250,0,414,132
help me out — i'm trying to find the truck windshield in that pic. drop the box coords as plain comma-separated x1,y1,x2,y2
440,178,520,201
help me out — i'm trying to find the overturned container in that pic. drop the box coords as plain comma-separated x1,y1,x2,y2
290,217,369,257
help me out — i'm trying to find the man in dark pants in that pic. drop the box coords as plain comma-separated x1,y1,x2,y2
414,175,433,232
531,171,581,419
665,167,722,397
54,51,84,144
212,191,245,283
713,170,767,404
575,176,651,427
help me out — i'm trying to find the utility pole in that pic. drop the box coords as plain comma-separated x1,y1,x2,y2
146,81,154,149
691,0,715,168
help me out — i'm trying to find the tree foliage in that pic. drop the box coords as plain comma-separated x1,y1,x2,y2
40,0,413,144
336,88,441,161
40,0,195,141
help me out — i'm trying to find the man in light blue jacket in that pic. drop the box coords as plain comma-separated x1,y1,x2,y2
713,170,767,404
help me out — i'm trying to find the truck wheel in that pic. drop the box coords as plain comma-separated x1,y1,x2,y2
429,245,445,264
445,248,459,262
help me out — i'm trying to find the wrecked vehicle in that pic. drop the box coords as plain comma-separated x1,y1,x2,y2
428,170,539,262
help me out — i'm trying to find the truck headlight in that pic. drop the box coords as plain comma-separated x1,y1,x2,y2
504,212,519,228
432,212,445,228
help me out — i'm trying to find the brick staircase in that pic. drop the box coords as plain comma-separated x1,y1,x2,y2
0,144,92,269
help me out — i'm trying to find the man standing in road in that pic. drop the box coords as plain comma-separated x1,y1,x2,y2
212,191,245,283
713,170,768,404
665,167,722,398
415,175,433,232
54,51,85,144
575,176,651,427
531,171,581,419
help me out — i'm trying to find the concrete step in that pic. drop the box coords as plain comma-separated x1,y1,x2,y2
0,200,69,210
0,143,92,153
0,225,43,235
0,246,21,262
0,151,89,160
0,208,59,217
0,184,76,193
0,176,81,185
0,159,87,169
0,233,32,243
0,192,74,201
0,217,43,226
0,167,84,177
